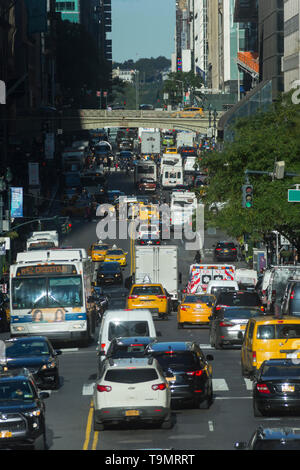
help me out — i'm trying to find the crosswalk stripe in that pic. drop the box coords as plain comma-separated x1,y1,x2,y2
212,378,229,391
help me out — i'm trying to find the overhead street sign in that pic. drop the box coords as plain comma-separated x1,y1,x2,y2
288,189,300,202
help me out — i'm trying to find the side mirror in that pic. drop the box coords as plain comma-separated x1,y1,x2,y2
97,351,106,357
55,350,62,356
237,331,244,340
179,272,182,284
206,354,214,361
156,331,162,337
91,281,96,287
39,392,50,400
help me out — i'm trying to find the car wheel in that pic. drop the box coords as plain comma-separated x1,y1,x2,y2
253,400,263,417
52,373,60,390
197,389,213,410
94,415,105,431
209,330,215,347
32,425,47,450
177,322,184,329
215,336,223,350
161,413,173,429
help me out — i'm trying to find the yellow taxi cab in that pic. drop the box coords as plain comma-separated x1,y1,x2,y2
165,147,178,154
241,315,300,378
171,106,204,118
104,245,127,267
177,294,216,329
127,283,169,319
89,241,110,262
139,204,159,222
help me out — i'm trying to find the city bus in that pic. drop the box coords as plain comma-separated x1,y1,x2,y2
9,249,96,345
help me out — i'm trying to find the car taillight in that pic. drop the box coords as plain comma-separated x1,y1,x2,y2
256,383,270,394
216,305,229,311
97,385,112,392
152,383,167,391
219,321,234,327
252,351,257,364
128,295,138,299
186,370,203,377
101,343,106,351
260,306,265,312
216,248,222,251
157,295,166,299
291,290,295,300
180,305,190,311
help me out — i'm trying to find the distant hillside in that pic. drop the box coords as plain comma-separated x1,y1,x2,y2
112,56,171,82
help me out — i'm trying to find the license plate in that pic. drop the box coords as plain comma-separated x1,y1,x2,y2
282,384,295,392
125,410,139,416
0,431,12,438
287,353,299,359
224,250,229,253
166,376,176,382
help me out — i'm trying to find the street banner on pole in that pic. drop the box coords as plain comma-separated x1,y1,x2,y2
10,187,23,218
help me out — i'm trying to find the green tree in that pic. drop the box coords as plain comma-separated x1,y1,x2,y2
163,71,204,106
201,94,300,251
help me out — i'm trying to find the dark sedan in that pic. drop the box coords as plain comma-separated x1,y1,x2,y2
97,262,123,286
213,241,238,262
253,359,300,416
146,341,214,409
4,336,62,389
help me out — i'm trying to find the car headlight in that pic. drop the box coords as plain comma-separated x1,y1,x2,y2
41,361,56,370
24,409,41,417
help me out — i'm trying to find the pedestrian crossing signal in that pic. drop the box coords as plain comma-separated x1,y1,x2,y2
242,184,253,208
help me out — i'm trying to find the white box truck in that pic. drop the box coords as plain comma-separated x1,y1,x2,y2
141,131,161,156
26,231,59,251
135,245,180,310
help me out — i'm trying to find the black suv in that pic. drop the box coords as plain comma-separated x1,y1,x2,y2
97,262,123,286
235,426,300,450
146,341,214,409
213,241,238,262
0,368,49,449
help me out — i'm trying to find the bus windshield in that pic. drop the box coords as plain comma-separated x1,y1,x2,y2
12,276,83,309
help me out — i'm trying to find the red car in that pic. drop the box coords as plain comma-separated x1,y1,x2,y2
138,178,157,192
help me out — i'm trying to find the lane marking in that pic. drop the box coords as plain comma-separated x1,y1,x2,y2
212,379,229,391
208,421,214,432
83,399,94,450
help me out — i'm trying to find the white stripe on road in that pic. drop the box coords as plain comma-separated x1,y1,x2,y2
244,378,253,391
82,383,95,396
212,379,229,391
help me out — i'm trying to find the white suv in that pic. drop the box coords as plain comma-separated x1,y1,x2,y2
93,357,172,431
138,224,160,239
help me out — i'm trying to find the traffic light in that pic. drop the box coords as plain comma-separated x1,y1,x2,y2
242,184,254,208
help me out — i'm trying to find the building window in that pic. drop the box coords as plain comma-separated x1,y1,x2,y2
56,2,76,12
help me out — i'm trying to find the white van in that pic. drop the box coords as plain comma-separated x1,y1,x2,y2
97,309,158,357
202,280,239,296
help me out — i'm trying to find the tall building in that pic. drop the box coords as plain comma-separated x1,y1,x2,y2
282,0,300,93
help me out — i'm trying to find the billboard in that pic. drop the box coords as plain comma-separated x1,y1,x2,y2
10,187,23,218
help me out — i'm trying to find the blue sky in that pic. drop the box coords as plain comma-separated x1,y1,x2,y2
112,0,175,63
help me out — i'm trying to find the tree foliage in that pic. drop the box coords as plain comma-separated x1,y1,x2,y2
163,71,204,105
201,94,300,249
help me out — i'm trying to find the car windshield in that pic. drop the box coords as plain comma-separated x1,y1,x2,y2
152,351,198,370
109,343,149,358
261,364,300,378
12,276,83,309
104,368,158,384
184,295,213,304
257,324,300,340
93,245,109,251
217,242,235,248
253,440,300,450
223,308,260,319
131,286,164,296
211,287,236,296
99,263,120,273
106,250,123,255
217,292,260,306
5,340,50,357
108,321,150,340
0,380,34,401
